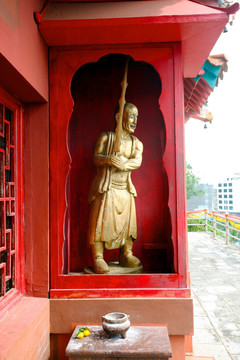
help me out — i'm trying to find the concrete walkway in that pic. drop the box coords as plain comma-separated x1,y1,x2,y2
188,232,240,360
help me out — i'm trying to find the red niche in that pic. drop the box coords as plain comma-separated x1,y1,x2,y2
49,45,187,297
64,54,173,274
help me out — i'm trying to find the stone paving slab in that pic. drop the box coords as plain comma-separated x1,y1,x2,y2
188,232,240,360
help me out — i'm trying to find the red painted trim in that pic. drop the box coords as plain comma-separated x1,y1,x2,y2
16,106,24,294
39,14,228,48
40,14,227,26
54,273,180,289
50,288,191,299
49,48,60,290
173,43,187,288
49,0,237,10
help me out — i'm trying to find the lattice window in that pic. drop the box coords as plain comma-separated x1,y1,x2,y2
0,104,16,297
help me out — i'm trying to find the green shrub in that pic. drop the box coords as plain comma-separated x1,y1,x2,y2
187,218,205,232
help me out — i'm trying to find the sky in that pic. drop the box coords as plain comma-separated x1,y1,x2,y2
185,9,240,186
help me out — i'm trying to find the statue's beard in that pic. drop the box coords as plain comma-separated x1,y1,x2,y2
123,123,135,133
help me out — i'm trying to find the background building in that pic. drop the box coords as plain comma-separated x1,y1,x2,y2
187,183,214,211
217,175,240,215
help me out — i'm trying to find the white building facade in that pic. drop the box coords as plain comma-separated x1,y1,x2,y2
217,176,240,215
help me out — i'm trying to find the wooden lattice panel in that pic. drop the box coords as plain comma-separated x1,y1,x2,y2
0,104,16,297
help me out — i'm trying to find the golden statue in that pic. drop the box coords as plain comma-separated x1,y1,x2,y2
87,58,143,274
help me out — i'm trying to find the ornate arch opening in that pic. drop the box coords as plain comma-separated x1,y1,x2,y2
64,53,173,274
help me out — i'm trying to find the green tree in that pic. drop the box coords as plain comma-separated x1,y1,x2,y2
186,163,205,200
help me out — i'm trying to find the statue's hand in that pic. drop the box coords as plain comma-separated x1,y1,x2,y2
108,155,126,171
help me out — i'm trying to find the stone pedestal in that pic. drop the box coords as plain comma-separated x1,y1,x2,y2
84,262,143,274
65,325,172,359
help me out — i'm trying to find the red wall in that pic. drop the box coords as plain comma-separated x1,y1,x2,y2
0,0,48,102
0,1,49,297
24,103,49,297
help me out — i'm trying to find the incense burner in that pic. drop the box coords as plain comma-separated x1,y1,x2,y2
102,312,130,338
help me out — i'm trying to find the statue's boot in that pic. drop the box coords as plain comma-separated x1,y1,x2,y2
119,239,141,268
92,242,110,274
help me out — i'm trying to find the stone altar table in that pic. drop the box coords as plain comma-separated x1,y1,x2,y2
65,325,172,359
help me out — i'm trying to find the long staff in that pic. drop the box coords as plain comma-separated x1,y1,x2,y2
113,56,130,153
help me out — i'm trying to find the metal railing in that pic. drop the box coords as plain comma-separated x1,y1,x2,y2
187,209,240,245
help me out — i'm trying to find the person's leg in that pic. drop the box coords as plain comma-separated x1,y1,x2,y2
92,242,110,274
119,238,141,268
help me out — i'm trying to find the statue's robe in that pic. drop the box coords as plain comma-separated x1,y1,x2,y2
88,131,137,249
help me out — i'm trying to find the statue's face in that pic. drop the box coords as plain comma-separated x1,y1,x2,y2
122,105,138,134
